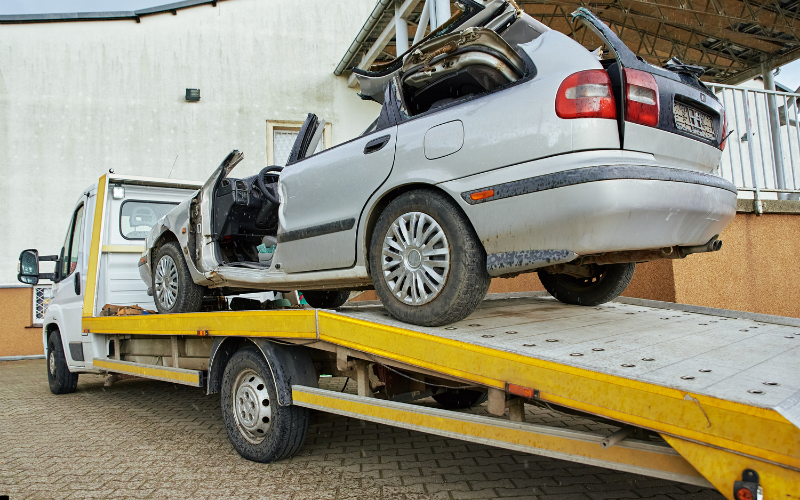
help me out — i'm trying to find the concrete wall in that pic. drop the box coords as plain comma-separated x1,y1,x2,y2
0,287,43,357
0,0,379,285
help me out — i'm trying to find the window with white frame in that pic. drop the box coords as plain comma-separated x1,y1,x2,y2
32,284,51,326
267,120,331,167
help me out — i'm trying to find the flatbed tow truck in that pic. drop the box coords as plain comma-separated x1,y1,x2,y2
21,174,799,499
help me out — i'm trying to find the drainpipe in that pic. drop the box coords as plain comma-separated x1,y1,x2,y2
395,0,409,56
334,0,392,76
763,60,789,200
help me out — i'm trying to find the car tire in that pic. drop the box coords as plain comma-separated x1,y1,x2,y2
369,189,491,327
301,290,350,309
152,241,204,314
538,263,635,306
47,330,79,395
432,389,488,409
221,346,310,463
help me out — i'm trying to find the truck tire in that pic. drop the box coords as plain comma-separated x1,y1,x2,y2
301,290,349,309
432,389,488,409
47,330,79,395
538,263,635,306
369,190,491,327
221,346,310,463
152,241,203,314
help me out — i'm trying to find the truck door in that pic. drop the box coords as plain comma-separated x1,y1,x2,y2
51,198,88,367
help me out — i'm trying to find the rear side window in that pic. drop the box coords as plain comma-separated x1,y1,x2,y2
120,201,178,240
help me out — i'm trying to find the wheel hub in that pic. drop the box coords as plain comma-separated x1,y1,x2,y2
48,350,56,375
154,254,178,310
232,369,272,444
406,249,422,269
381,211,450,306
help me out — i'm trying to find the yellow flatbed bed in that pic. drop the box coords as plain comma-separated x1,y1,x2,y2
83,292,800,499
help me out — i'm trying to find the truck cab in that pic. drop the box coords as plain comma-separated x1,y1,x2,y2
18,174,201,372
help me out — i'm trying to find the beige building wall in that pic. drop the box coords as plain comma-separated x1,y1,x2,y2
0,287,43,357
0,0,380,286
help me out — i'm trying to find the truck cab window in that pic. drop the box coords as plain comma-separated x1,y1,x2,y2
60,204,84,279
120,201,178,240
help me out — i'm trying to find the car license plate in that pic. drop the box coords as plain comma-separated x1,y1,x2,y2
674,102,714,140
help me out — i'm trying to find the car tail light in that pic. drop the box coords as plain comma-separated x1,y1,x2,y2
720,110,728,151
555,70,616,120
624,68,659,127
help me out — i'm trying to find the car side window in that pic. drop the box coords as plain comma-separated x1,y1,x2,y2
59,204,85,280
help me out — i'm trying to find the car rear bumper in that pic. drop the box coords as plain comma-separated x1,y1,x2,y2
440,158,737,258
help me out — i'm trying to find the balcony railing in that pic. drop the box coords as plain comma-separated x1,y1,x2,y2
710,83,800,206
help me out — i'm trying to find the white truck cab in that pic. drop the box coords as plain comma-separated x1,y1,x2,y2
19,174,201,371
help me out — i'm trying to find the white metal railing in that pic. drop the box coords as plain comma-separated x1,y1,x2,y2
709,83,800,202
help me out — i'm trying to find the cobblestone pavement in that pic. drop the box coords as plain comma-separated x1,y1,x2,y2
0,359,723,500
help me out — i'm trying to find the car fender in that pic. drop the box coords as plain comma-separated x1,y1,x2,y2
206,336,318,406
146,197,212,285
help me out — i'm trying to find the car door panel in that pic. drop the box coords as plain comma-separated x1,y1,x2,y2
277,128,398,273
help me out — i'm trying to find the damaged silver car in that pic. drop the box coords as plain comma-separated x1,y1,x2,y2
140,2,736,326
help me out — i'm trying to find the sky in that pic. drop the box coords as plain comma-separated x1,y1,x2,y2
2,0,800,90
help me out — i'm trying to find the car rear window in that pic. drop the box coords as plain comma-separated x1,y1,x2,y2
120,200,178,240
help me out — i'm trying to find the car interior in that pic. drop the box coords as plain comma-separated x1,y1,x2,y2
210,113,326,269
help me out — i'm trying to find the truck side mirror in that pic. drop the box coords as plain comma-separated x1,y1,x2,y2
17,249,57,285
18,249,40,285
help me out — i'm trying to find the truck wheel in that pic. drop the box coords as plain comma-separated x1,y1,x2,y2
221,346,310,463
432,389,488,409
152,242,203,314
301,290,349,309
47,330,78,395
369,190,490,327
538,263,635,306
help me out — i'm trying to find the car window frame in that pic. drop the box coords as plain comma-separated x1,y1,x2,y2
119,199,179,241
392,47,537,124
56,203,85,283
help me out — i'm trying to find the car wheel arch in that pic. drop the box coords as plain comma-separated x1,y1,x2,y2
206,336,317,406
44,322,60,353
361,183,482,275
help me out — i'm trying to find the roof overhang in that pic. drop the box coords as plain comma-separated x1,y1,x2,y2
339,0,800,85
0,0,226,24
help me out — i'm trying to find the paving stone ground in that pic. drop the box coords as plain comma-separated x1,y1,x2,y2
0,359,723,500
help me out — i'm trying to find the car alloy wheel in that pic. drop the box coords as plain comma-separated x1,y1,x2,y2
381,211,450,306
154,254,179,310
232,368,272,444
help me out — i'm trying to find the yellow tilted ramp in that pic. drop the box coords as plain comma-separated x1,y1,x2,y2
84,294,800,498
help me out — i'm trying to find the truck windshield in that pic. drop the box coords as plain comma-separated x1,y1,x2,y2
120,200,178,240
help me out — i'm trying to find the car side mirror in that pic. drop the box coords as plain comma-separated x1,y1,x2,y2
18,249,40,285
18,249,57,285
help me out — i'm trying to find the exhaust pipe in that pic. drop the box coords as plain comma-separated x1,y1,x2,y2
678,235,722,257
574,235,724,267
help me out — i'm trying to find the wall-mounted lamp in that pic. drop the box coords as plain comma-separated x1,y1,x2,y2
185,88,200,102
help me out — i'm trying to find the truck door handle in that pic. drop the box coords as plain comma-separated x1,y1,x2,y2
74,272,81,295
364,135,390,155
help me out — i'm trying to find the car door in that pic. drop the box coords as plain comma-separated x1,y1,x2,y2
51,199,87,367
277,120,397,273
